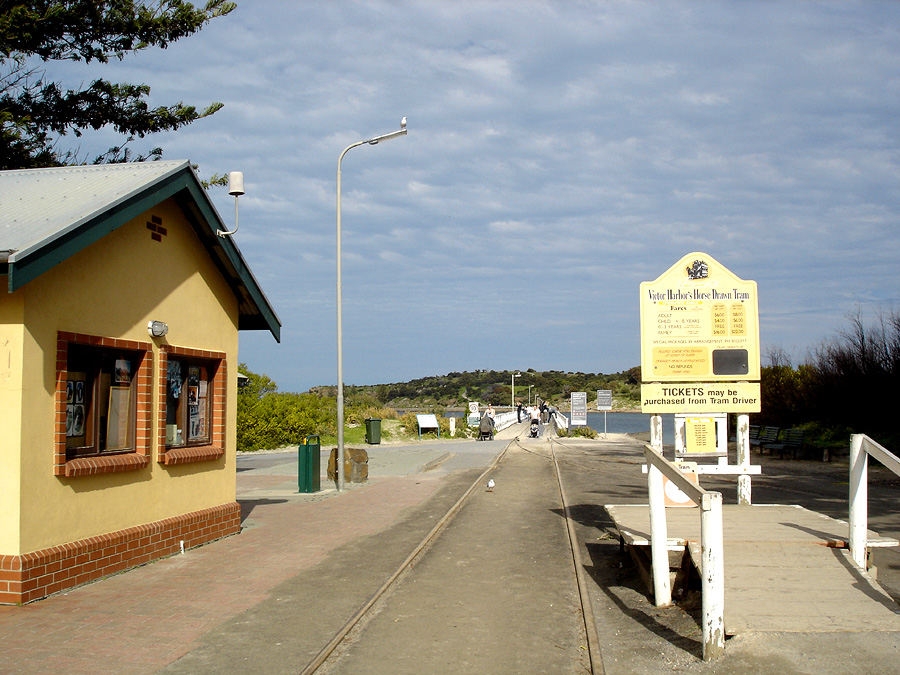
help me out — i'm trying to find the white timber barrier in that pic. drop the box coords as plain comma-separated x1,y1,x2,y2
849,434,900,570
492,411,518,431
552,410,568,432
643,443,725,661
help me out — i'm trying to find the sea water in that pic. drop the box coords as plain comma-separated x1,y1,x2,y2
562,411,675,445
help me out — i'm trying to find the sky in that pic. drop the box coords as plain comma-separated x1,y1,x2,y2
42,1,900,393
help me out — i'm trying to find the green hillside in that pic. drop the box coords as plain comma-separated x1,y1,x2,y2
309,367,642,410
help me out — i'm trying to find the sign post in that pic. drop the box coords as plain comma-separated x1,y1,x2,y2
640,252,760,388
597,389,612,438
640,252,761,504
571,392,587,427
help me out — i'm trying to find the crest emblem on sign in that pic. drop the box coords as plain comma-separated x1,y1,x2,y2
686,259,709,280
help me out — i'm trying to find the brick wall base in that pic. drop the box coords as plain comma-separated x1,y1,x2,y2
0,502,241,605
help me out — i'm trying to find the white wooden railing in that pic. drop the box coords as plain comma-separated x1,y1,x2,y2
552,410,568,431
643,444,725,661
849,434,900,569
492,411,518,431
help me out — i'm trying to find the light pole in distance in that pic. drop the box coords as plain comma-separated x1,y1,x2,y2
511,372,520,409
335,117,407,491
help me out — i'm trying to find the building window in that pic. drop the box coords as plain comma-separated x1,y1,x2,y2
158,346,226,465
66,344,140,457
55,333,152,477
166,359,213,446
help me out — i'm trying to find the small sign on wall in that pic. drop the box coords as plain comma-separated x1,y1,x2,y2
663,464,700,507
684,417,716,454
674,413,728,458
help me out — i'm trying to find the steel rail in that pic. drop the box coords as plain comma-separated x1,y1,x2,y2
301,426,605,675
548,437,606,675
299,441,511,675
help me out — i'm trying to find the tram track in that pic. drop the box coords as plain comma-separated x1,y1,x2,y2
300,428,605,674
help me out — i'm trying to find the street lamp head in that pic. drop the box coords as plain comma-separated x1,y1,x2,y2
367,117,409,145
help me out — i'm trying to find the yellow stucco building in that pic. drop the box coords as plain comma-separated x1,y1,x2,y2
0,161,280,603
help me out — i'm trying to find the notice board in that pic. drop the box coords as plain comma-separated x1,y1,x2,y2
640,252,760,382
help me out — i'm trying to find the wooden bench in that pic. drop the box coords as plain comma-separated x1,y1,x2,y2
416,414,441,440
763,428,806,459
750,426,780,453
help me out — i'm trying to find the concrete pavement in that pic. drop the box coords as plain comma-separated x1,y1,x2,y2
1,424,900,673
0,435,510,675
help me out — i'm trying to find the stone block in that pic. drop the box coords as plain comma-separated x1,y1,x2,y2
327,447,368,483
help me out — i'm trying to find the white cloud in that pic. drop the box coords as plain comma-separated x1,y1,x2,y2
33,0,900,390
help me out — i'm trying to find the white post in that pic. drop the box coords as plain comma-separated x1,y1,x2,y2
736,414,751,505
647,461,672,607
849,434,868,570
650,414,664,452
700,491,725,660
674,415,685,455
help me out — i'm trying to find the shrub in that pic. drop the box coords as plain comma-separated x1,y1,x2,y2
237,391,335,452
568,426,598,439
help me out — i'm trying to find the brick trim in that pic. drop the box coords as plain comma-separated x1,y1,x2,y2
158,346,227,465
63,453,151,477
161,445,224,465
0,502,241,605
54,332,153,477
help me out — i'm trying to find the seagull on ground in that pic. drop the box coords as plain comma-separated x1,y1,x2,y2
487,478,495,492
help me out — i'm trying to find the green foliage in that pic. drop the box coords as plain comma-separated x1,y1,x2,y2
237,364,335,452
1,0,235,168
335,367,643,410
398,412,419,437
758,310,900,450
440,415,472,439
559,425,597,439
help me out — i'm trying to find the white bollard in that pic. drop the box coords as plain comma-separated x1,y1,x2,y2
849,434,868,570
736,414,752,506
449,417,456,436
647,462,672,607
700,491,725,660
650,414,664,452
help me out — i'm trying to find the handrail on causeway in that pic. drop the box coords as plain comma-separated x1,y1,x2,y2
849,434,900,570
643,444,725,661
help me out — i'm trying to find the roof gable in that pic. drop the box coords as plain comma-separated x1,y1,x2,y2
0,161,280,342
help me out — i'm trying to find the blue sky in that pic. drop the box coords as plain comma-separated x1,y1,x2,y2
45,1,900,393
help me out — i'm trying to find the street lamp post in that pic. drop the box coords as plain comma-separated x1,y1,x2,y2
336,118,407,491
511,372,520,409
528,384,534,406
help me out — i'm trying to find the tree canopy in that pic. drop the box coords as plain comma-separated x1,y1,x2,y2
0,0,235,169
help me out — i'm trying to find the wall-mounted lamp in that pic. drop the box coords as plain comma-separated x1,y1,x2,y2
147,320,169,338
217,171,244,238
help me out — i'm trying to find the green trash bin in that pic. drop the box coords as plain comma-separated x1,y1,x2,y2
299,435,321,493
365,418,382,445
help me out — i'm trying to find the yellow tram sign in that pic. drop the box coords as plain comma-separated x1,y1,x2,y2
640,252,760,383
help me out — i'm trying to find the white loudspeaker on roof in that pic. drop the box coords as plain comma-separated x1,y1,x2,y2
228,171,245,196
217,171,244,237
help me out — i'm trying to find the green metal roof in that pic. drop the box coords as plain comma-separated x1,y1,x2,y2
0,161,281,342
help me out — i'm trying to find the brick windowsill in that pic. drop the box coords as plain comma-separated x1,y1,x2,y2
160,445,224,466
62,454,150,478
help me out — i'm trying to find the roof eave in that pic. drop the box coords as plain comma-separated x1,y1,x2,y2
5,164,281,342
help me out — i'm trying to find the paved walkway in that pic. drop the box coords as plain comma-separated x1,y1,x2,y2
606,503,900,633
0,437,509,675
2,425,900,674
